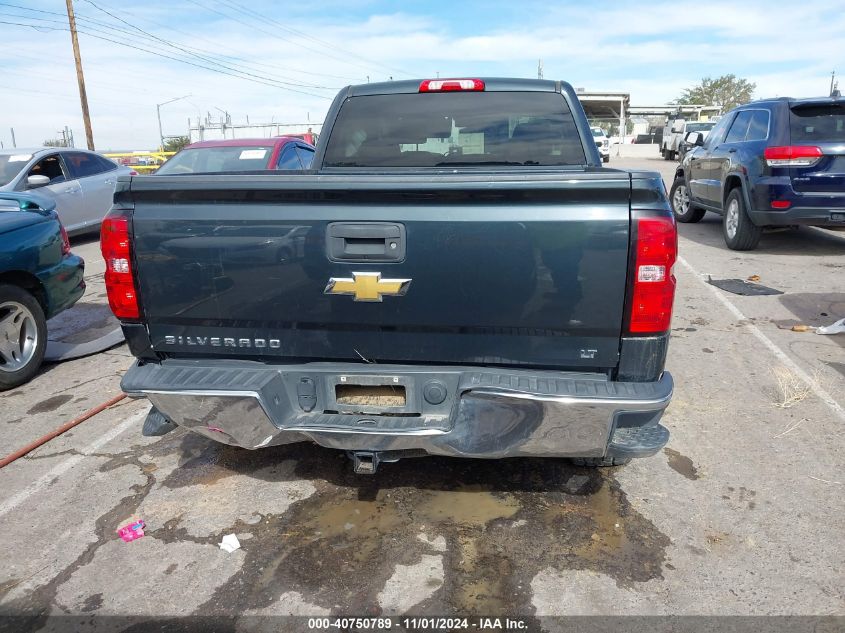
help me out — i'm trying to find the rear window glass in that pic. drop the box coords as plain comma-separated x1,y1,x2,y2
0,154,31,187
790,104,845,142
323,92,586,168
156,146,273,174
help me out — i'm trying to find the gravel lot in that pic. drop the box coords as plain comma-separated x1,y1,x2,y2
1,152,843,629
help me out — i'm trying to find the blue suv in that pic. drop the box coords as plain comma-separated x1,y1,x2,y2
669,96,845,250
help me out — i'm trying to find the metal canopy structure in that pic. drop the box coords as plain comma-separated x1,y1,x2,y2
577,91,631,120
576,91,631,146
628,104,722,119
576,91,723,151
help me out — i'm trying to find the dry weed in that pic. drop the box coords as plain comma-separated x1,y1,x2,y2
771,366,812,409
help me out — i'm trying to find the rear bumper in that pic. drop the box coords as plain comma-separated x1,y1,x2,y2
121,359,672,460
750,206,845,227
38,254,85,319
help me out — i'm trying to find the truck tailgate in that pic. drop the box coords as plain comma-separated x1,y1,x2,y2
127,171,632,370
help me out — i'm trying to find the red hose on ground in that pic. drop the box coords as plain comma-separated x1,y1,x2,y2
0,393,127,469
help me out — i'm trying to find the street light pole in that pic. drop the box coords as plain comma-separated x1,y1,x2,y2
156,95,192,149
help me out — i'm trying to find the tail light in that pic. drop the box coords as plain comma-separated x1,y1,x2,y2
627,216,677,334
101,213,140,320
419,79,485,92
59,224,71,256
129,170,139,176
764,146,822,167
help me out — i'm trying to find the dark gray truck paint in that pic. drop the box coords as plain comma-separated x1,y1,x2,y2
116,78,674,468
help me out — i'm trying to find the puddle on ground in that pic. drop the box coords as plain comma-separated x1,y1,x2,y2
664,447,700,481
6,429,670,620
415,487,521,526
178,447,671,617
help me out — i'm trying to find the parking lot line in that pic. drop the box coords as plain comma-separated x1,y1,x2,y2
0,408,147,518
677,255,845,422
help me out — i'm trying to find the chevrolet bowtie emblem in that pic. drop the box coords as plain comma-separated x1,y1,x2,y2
324,272,411,302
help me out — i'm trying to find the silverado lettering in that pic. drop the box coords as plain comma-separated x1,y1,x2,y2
162,336,283,348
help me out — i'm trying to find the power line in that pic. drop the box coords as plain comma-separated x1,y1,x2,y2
80,2,364,81
0,19,333,99
80,0,337,90
214,0,414,78
185,0,399,79
0,3,344,91
0,1,363,82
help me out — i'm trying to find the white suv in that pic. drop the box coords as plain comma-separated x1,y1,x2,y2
591,127,610,163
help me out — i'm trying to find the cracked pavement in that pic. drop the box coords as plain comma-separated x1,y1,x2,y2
0,157,843,631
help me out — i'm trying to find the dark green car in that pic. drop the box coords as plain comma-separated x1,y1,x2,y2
0,192,85,390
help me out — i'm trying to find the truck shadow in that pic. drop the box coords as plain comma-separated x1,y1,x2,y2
678,218,845,256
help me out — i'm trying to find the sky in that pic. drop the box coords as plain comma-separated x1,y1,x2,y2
1,0,843,150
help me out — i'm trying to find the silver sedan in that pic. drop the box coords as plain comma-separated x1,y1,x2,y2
0,148,134,236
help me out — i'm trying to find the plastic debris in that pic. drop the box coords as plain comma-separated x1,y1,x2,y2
818,318,845,335
791,324,811,332
747,274,761,282
117,519,146,543
707,276,783,296
219,534,241,553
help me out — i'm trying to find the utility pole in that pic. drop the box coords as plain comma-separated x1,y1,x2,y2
830,70,836,96
65,0,94,150
9,128,15,148
538,59,543,80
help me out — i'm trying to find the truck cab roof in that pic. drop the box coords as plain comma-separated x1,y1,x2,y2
346,77,568,97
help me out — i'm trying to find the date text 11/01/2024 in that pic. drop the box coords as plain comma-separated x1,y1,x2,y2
306,617,529,630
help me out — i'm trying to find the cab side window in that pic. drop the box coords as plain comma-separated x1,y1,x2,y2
28,155,66,184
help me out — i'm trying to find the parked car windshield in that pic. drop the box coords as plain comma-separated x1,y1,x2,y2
324,92,586,167
591,127,606,137
0,153,32,187
790,104,845,142
156,146,274,174
685,122,716,133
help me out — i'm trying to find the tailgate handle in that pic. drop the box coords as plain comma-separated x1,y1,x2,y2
327,222,405,262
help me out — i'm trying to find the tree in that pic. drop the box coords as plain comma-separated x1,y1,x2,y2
162,136,190,152
676,75,756,112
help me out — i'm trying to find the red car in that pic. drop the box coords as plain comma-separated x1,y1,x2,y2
155,137,316,175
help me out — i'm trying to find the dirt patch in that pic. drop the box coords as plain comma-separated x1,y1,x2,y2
26,394,73,415
664,447,700,480
80,593,103,612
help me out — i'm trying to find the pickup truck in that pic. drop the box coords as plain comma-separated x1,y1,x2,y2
107,78,677,474
661,119,717,161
